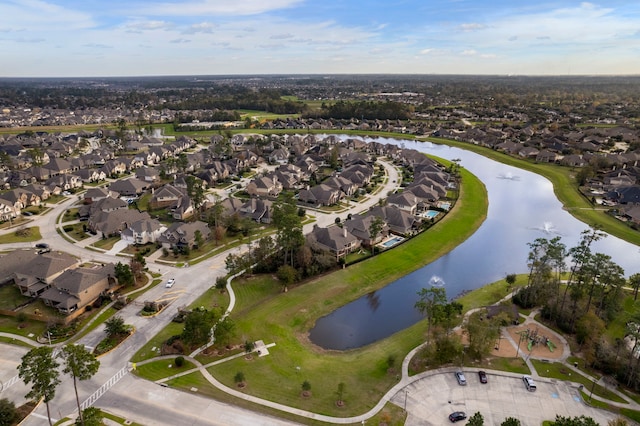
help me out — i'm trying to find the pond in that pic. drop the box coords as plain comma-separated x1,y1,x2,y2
308,137,640,350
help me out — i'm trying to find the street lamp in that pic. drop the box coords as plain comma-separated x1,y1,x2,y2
403,389,409,411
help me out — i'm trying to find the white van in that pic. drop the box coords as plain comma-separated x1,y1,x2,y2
522,375,536,391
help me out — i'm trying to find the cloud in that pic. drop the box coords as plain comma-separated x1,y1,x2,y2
183,22,216,34
459,23,487,32
461,49,477,56
0,0,95,30
125,20,174,33
140,0,304,16
270,33,294,40
170,38,191,44
14,37,45,43
83,43,113,49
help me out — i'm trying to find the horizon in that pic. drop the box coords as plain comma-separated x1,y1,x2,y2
2,1,640,77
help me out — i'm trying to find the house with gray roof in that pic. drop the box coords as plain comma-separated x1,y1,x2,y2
121,218,166,245
343,214,389,247
158,221,210,250
306,225,361,261
40,263,118,314
12,250,78,297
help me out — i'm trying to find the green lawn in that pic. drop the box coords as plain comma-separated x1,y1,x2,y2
200,165,487,417
130,162,487,418
0,226,42,243
131,321,184,362
531,360,627,403
134,358,195,381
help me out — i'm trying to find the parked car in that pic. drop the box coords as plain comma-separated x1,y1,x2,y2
449,411,467,423
37,248,51,254
165,278,176,288
22,211,33,216
35,243,49,249
478,370,488,384
522,375,536,391
455,371,467,386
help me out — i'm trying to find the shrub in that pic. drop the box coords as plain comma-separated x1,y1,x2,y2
175,356,185,367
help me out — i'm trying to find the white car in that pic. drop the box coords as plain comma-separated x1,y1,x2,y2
165,278,175,288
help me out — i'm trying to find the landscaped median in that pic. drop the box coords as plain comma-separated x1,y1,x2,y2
135,162,488,423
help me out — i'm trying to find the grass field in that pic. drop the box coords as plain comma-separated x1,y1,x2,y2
0,226,42,243
197,165,488,417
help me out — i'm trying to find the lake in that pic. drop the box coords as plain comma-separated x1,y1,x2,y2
308,137,640,350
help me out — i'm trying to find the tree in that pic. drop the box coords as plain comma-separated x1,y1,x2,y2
59,344,101,426
0,398,17,426
301,380,311,396
505,273,517,290
234,371,245,387
468,411,484,426
276,264,297,291
629,273,640,301
104,316,128,339
335,382,346,405
182,308,217,348
213,316,235,347
114,262,134,287
186,175,205,219
414,286,447,346
77,407,103,426
550,415,599,426
272,193,304,267
129,253,145,283
368,216,385,254
501,418,521,426
17,347,61,426
194,230,204,249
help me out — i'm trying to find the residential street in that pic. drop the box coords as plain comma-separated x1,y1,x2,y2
1,159,401,425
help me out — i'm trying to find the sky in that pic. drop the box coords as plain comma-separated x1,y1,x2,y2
1,0,639,77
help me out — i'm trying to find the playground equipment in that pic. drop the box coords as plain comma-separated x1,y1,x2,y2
517,327,556,353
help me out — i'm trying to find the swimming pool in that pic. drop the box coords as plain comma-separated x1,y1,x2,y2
422,210,439,219
437,201,451,210
380,236,404,248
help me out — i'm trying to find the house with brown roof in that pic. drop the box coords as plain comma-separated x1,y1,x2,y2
246,176,283,198
40,264,118,314
298,184,342,206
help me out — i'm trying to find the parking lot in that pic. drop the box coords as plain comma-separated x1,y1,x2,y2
396,370,617,425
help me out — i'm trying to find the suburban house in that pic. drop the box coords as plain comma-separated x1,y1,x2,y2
239,198,273,223
246,176,283,198
88,209,151,237
343,214,389,247
39,263,119,314
0,198,18,221
367,205,419,236
386,192,419,215
158,221,211,250
84,187,119,204
120,218,167,245
108,178,148,197
298,184,342,206
306,225,361,261
12,250,78,298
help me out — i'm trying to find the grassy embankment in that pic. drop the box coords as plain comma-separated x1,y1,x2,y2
158,164,487,420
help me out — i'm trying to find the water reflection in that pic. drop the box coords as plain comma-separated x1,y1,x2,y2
308,137,640,350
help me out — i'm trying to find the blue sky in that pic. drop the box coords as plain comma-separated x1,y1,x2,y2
1,0,639,77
